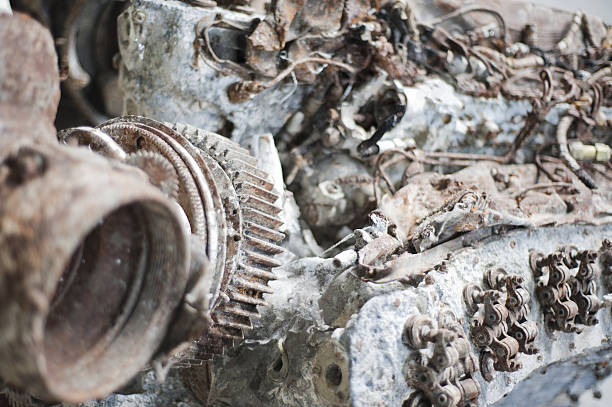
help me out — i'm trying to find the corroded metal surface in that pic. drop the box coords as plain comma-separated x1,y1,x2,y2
0,141,191,402
172,123,284,356
0,10,283,402
1,0,612,406
0,13,59,143
403,311,480,407
464,270,538,381
60,117,285,361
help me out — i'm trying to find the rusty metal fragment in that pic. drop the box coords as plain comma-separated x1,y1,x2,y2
403,311,480,407
530,246,607,334
0,12,60,143
463,269,538,381
0,140,191,402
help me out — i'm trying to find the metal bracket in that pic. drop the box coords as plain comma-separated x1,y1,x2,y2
403,311,480,407
463,269,538,382
530,246,605,334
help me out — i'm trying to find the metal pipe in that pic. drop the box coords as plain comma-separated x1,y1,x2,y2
0,141,191,402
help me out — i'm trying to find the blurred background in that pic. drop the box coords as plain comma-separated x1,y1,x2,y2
533,0,611,23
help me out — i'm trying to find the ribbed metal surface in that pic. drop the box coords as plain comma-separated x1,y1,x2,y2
172,123,284,358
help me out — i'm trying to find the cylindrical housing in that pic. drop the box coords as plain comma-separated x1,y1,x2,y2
0,140,190,402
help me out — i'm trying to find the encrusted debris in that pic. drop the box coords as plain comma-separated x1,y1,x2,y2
1,0,612,406
530,246,607,334
463,269,539,381
402,311,481,407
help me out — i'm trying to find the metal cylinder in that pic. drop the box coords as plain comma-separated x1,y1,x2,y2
0,140,191,402
64,118,285,359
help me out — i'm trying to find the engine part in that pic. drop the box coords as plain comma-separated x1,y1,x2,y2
0,12,60,144
56,0,127,124
0,11,283,402
171,122,285,354
530,246,606,334
59,117,285,358
294,153,375,234
403,311,480,407
0,140,192,402
116,0,304,143
463,269,538,381
3,0,612,406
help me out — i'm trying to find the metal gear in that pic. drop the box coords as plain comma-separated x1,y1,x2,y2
66,116,285,359
171,122,285,357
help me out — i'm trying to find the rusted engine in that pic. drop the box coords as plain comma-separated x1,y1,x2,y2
2,0,612,406
0,10,282,403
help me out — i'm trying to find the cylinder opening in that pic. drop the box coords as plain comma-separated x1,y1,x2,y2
42,200,187,400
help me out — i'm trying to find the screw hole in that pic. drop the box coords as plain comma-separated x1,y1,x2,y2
325,363,342,387
272,357,283,372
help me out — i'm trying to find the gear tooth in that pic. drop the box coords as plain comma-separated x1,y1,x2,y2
227,160,270,182
235,182,279,203
218,302,261,319
241,194,282,215
245,250,283,268
234,171,276,192
231,276,275,294
228,291,269,306
245,235,285,254
242,207,283,230
244,221,285,243
169,122,284,358
239,263,278,281
171,122,256,165
215,313,253,331
219,147,258,167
